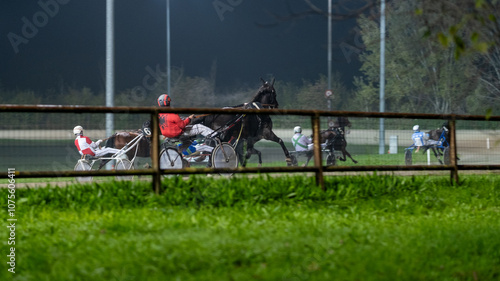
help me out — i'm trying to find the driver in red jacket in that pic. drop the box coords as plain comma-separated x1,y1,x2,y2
157,94,215,140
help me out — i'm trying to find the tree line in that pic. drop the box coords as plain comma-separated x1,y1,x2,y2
2,0,499,130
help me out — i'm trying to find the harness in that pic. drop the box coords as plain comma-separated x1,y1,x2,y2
202,102,268,147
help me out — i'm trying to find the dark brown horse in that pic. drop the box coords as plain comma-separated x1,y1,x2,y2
421,121,457,164
320,117,358,164
105,123,152,166
427,121,450,146
192,78,294,167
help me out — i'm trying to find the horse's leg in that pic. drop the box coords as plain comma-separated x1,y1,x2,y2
437,147,444,156
246,147,262,167
337,148,347,162
327,142,335,156
341,147,358,164
431,147,443,164
421,147,429,154
244,138,263,167
234,140,247,167
336,139,358,164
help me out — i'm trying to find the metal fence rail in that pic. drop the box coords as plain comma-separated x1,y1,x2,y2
2,104,500,192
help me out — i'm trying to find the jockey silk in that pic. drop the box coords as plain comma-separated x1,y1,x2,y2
292,133,312,152
75,135,97,156
412,131,425,147
159,113,191,138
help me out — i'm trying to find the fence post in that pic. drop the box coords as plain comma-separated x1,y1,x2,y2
311,114,325,190
151,110,161,194
449,118,459,185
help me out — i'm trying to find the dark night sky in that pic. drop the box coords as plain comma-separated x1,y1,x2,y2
1,0,362,94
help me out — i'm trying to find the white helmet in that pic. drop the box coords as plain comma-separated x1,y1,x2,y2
294,126,302,133
73,125,83,135
413,125,419,131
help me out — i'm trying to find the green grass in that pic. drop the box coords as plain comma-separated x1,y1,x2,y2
1,175,500,280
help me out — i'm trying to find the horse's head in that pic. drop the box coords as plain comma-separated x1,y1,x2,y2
251,78,279,109
427,121,450,141
330,117,352,129
442,121,450,132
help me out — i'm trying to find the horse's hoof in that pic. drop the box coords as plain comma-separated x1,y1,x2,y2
258,163,262,167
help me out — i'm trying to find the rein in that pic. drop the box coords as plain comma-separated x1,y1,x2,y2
232,121,245,148
193,114,211,118
194,103,276,120
210,114,246,136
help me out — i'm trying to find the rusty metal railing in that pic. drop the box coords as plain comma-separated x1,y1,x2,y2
2,104,500,192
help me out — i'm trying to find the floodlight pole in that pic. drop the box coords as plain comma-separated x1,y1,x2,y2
327,0,332,123
106,0,114,138
166,0,171,97
379,0,386,154
327,0,332,97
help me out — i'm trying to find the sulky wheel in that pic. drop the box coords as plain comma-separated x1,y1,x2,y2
74,160,93,182
160,148,184,176
326,154,337,166
405,150,413,166
115,158,134,181
211,142,238,176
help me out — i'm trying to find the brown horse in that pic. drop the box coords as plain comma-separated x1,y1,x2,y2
105,129,151,165
320,117,358,164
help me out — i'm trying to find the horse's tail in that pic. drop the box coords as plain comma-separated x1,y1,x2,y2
105,134,116,148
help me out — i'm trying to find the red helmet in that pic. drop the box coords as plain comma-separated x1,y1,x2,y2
157,94,171,107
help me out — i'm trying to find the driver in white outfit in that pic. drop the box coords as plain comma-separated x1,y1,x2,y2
73,125,122,157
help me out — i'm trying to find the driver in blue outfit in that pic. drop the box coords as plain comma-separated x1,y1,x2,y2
411,125,425,153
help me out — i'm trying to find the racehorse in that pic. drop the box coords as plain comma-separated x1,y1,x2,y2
104,123,152,166
192,78,294,167
421,121,458,163
427,121,450,145
319,117,358,164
